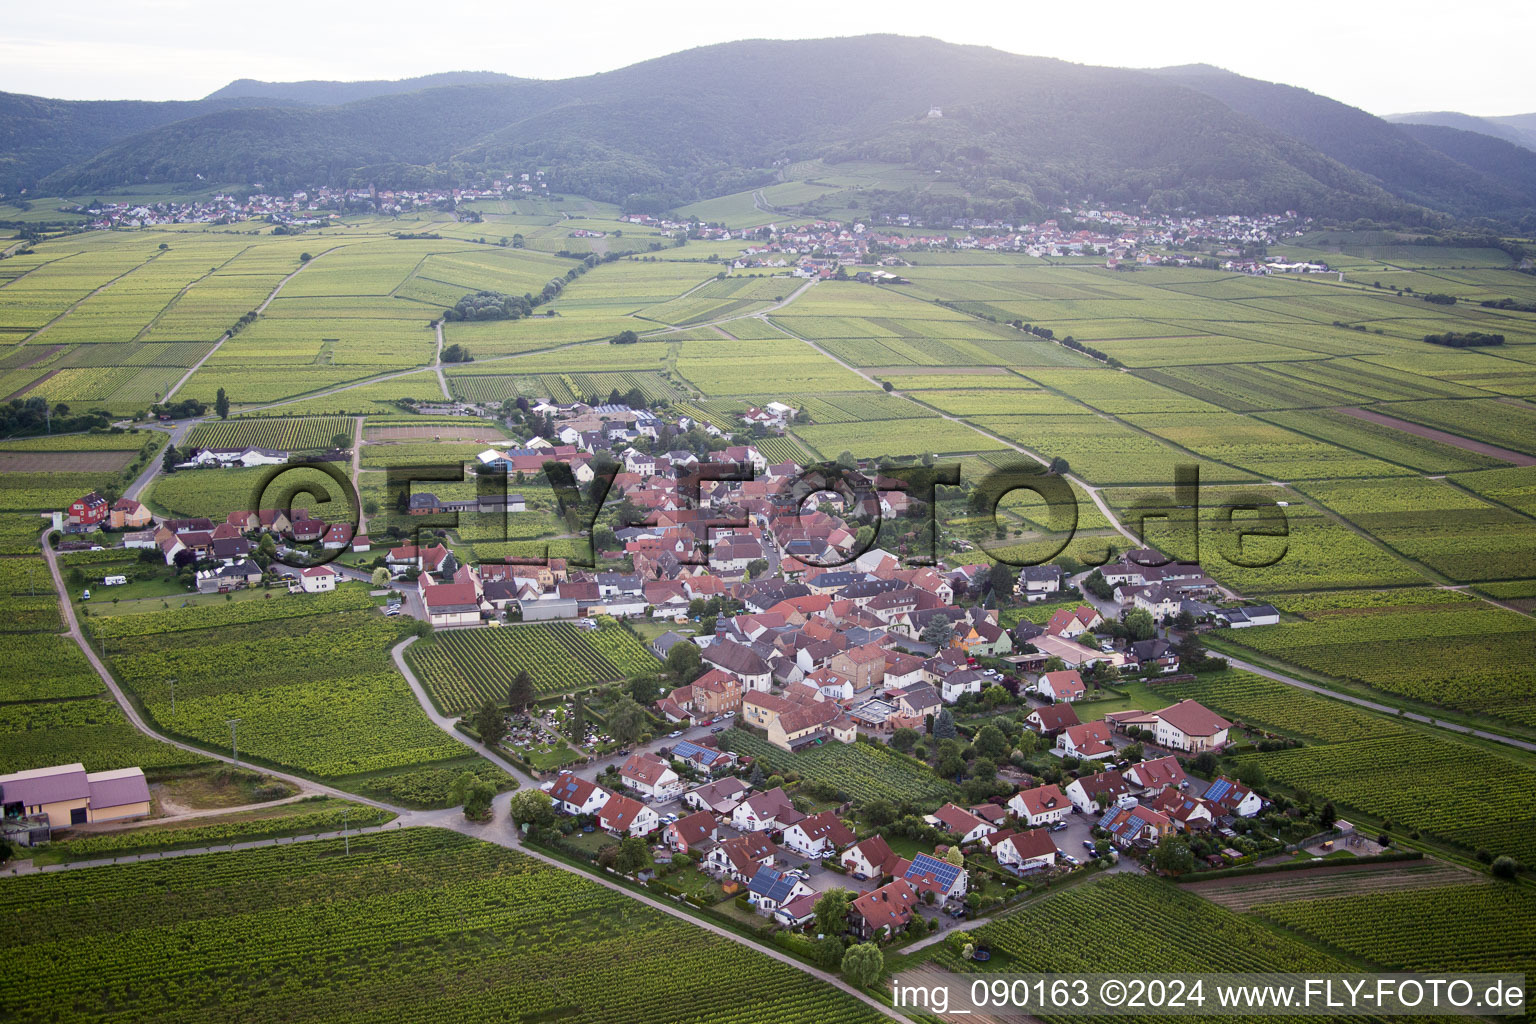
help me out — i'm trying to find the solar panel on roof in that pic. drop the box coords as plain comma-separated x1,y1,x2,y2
906,853,961,890
1205,778,1232,802
1097,808,1120,829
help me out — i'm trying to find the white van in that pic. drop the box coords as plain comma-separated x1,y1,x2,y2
103,575,128,586
82,589,91,601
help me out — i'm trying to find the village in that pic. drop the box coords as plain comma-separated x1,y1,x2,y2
36,389,1324,950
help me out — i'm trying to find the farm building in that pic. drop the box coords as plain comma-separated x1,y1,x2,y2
0,763,151,841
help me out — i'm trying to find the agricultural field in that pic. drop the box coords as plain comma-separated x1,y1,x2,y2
0,830,887,1024
90,591,488,800
405,621,659,714
146,463,356,522
1188,860,1484,912
1214,595,1536,728
928,874,1365,994
794,418,1003,460
1252,883,1536,982
183,416,355,452
719,728,959,807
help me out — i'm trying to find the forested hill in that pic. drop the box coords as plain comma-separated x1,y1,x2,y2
11,36,1536,227
203,72,525,106
1150,64,1535,223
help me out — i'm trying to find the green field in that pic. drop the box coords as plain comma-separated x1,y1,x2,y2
0,829,887,1024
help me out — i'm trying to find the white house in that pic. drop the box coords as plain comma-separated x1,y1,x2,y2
1031,669,1086,702
1066,770,1135,814
598,793,659,837
926,803,998,845
992,828,1058,872
546,772,612,817
618,752,683,800
1152,700,1231,753
1057,720,1116,760
297,565,339,593
840,835,900,880
780,810,855,858
730,787,798,833
1008,784,1071,827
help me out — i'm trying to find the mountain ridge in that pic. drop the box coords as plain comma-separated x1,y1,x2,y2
5,36,1533,228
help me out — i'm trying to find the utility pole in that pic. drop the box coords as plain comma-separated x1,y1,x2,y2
168,677,176,715
226,718,241,766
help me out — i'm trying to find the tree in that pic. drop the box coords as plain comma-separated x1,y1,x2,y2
988,561,1014,597
473,701,508,747
614,835,651,874
944,845,965,867
841,943,883,988
665,641,702,682
1319,801,1337,830
890,727,919,753
506,670,535,713
920,615,953,648
748,762,766,787
932,708,957,741
607,695,648,744
936,750,965,780
972,724,1007,760
161,444,179,474
1153,838,1195,876
813,888,852,936
1490,855,1520,881
370,567,391,586
1123,608,1156,642
569,691,587,742
813,934,845,970
450,772,496,820
215,388,229,420
508,789,556,830
332,433,352,450
1190,751,1217,777
625,674,662,705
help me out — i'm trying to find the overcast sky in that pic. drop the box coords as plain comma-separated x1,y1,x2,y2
4,0,1532,116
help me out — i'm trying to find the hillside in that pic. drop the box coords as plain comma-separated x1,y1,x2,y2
1395,123,1536,201
12,37,1536,226
1150,64,1534,223
1386,110,1536,152
203,71,526,106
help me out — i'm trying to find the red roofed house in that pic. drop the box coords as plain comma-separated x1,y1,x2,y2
1045,605,1103,638
297,565,340,593
109,498,152,530
850,878,921,941
1057,720,1116,760
421,581,481,627
547,771,611,816
663,809,720,854
992,827,1059,872
840,834,903,880
926,802,998,845
1032,669,1086,703
1150,700,1231,753
598,792,659,837
707,833,779,883
1008,784,1071,827
619,752,683,800
1125,755,1189,796
780,810,855,858
1026,702,1081,737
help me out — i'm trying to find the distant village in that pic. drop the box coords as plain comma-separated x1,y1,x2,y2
31,180,1322,277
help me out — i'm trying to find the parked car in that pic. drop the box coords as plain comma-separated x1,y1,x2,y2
81,589,91,601
722,711,735,718
667,730,682,738
945,904,967,918
1082,840,1096,852
1049,820,1069,832
710,726,724,734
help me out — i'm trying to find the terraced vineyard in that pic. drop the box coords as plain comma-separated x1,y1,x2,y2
719,728,960,808
0,830,888,1024
405,621,658,713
